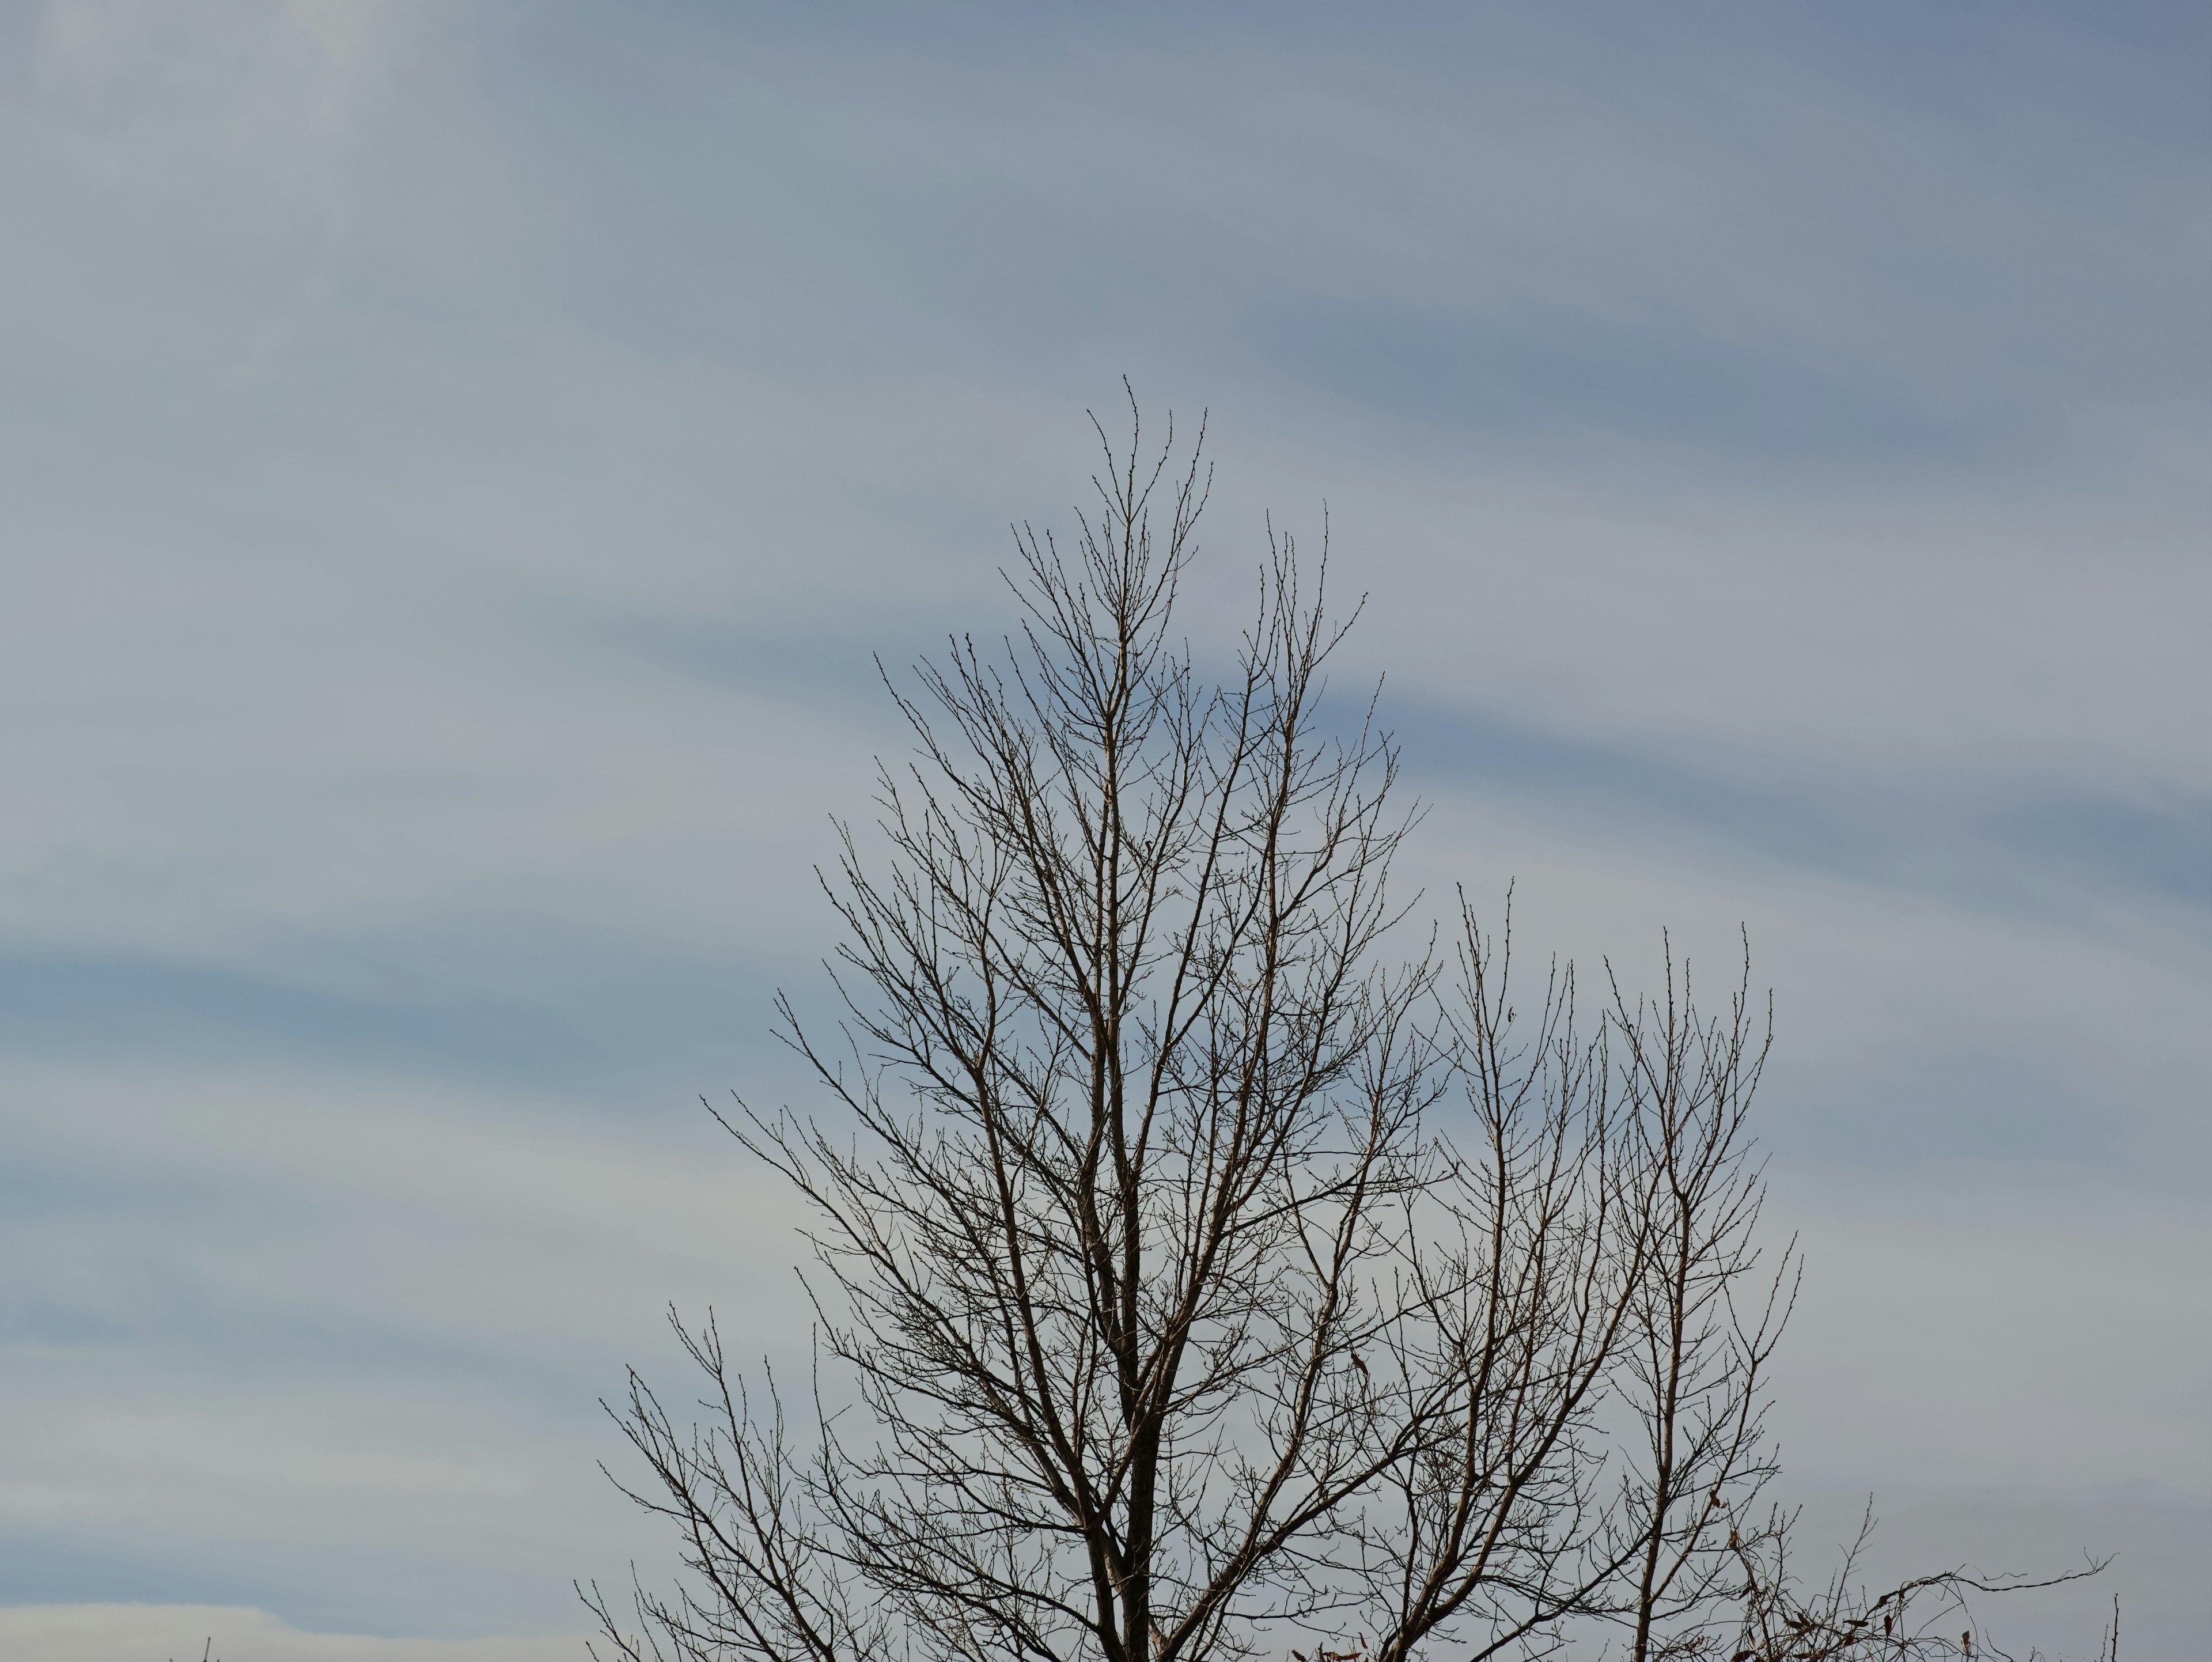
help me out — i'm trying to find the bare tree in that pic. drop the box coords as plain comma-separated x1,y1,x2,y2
1603,949,1795,1662
586,395,2101,1662
1677,1504,2113,1662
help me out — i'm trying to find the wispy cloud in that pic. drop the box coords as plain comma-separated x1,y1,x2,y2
0,1603,577,1662
2,0,2204,1648
1393,697,2212,922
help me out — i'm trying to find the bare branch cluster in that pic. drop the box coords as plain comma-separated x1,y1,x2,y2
1646,1503,2112,1662
585,395,2104,1662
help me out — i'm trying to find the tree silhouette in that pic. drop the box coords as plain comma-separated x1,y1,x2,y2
586,393,2104,1662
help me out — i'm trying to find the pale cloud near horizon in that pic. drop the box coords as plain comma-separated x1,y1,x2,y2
2,0,2206,1653
0,1602,579,1662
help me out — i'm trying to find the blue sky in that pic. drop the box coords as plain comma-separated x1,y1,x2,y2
2,2,2207,1657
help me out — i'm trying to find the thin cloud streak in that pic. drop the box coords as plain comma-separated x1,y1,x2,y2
1393,699,2212,921
1,0,2205,1650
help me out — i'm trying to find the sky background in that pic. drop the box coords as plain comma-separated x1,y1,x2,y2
2,1,2207,1657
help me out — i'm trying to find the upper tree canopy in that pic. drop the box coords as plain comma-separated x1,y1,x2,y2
589,396,2090,1662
